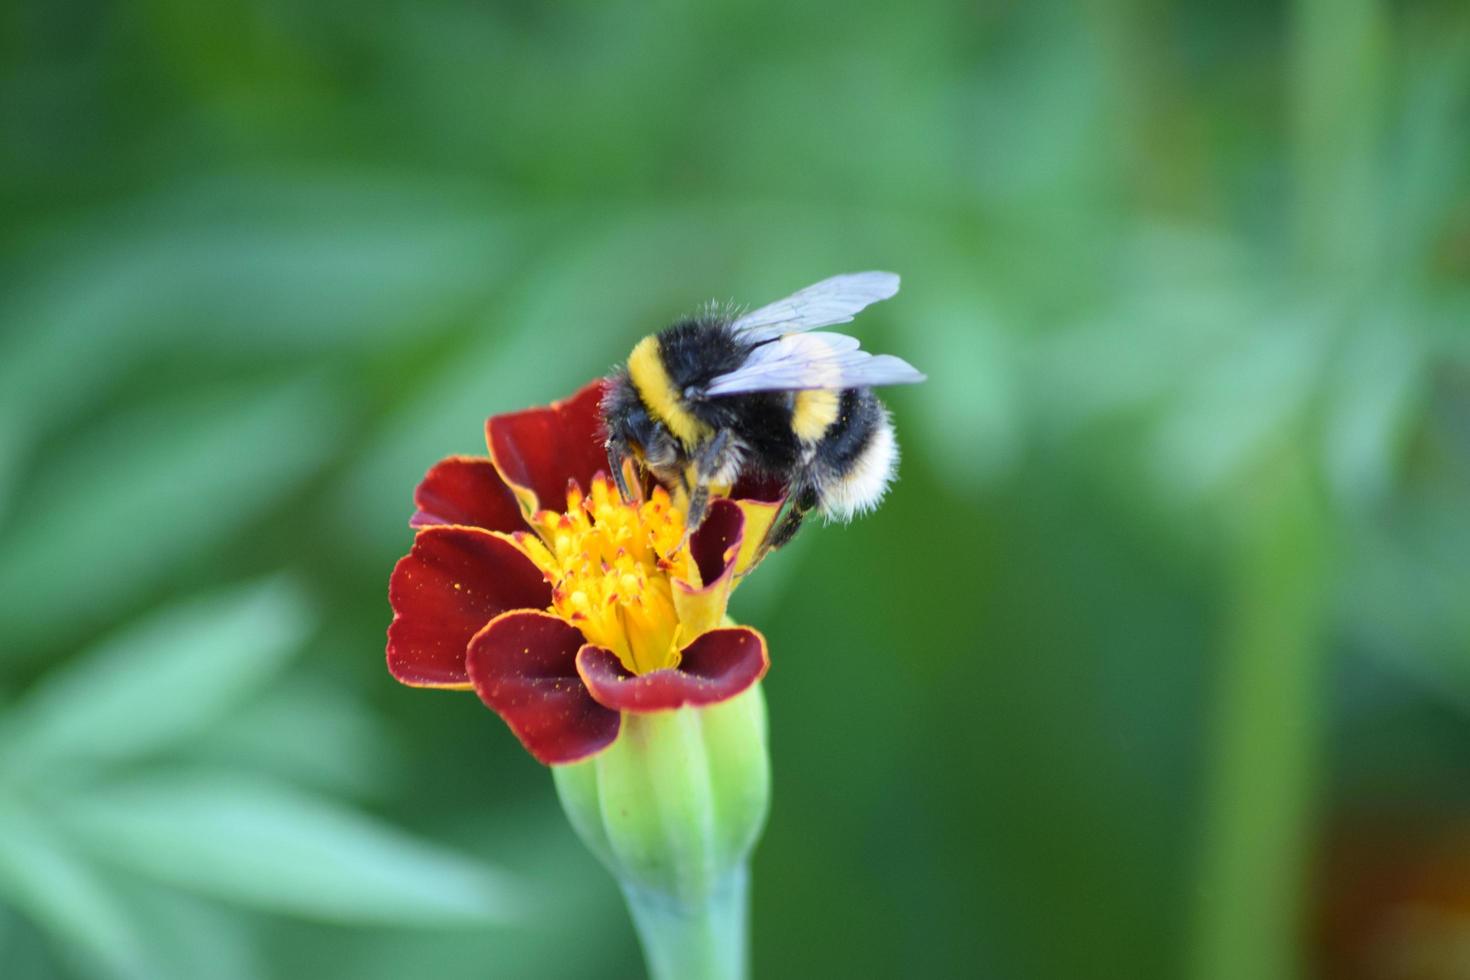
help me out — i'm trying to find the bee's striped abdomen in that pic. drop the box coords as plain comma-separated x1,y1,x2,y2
810,389,896,521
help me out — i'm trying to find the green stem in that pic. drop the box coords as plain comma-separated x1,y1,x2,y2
1189,450,1331,980
621,865,749,980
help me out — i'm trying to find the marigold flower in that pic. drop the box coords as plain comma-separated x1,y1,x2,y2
386,379,783,765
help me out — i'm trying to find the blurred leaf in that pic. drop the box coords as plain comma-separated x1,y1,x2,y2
0,176,509,428
1385,34,1470,281
319,796,638,980
0,577,311,782
0,412,17,528
61,771,528,926
1149,312,1331,499
0,905,56,980
193,672,400,800
0,802,152,980
1034,226,1252,433
0,377,344,653
1290,0,1387,286
1341,507,1470,712
121,883,264,980
1322,311,1424,508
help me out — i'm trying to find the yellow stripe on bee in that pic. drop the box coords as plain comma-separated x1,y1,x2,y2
792,388,841,442
627,335,711,446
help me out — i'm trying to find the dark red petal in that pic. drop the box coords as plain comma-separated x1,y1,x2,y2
467,611,621,765
487,379,609,515
409,455,527,534
731,470,787,506
689,497,744,588
577,627,769,713
387,527,552,688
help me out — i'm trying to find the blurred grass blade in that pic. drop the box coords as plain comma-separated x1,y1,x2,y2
0,377,343,654
0,578,311,781
0,802,153,980
62,771,528,926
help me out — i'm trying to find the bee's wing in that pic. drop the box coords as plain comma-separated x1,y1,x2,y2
731,271,899,343
703,331,925,396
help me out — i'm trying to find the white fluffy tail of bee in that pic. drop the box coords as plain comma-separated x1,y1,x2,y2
816,405,898,523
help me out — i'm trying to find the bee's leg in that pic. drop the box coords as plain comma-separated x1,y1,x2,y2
680,429,731,544
685,479,710,539
752,483,819,567
606,436,636,502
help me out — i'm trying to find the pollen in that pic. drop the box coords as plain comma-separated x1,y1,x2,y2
519,475,699,675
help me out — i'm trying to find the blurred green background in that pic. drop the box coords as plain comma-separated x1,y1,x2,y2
2,1,1468,978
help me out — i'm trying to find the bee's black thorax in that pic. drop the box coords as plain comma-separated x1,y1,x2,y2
655,318,806,474
655,317,748,392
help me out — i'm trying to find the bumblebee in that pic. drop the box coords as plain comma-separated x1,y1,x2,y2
602,271,924,557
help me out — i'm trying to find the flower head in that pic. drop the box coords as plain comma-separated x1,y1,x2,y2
386,380,783,765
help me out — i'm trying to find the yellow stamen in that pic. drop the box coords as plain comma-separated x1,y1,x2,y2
521,476,706,675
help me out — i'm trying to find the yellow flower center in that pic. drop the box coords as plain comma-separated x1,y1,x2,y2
516,475,700,675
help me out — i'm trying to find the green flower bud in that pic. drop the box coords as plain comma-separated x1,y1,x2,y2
552,683,770,980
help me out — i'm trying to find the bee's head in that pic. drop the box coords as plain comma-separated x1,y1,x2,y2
602,369,683,475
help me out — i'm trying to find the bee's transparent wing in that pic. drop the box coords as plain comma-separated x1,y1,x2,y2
703,331,925,396
731,271,900,343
